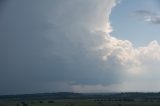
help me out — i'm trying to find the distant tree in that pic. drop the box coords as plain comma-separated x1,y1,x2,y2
48,100,55,103
22,103,28,106
21,102,28,106
39,101,43,103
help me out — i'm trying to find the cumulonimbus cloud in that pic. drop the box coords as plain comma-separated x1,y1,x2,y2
1,0,160,94
70,1,160,92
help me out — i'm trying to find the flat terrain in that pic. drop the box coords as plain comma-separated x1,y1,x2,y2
1,99,160,106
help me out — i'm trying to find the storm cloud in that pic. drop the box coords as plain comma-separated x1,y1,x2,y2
0,0,119,95
1,0,160,95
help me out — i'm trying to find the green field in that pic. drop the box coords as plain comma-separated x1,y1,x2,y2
1,99,160,106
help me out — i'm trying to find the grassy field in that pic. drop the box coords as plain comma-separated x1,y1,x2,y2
1,99,160,106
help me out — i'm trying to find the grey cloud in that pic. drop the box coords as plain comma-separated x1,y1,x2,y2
0,0,120,95
2,0,160,95
134,10,156,16
134,10,160,24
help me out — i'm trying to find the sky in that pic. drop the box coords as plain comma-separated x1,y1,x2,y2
1,0,160,95
111,0,160,46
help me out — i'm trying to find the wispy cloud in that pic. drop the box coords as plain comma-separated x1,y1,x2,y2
134,10,160,24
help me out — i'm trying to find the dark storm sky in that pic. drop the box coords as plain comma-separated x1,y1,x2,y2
2,0,160,95
0,0,122,95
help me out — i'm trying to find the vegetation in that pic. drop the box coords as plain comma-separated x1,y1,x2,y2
1,99,160,106
1,92,160,106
